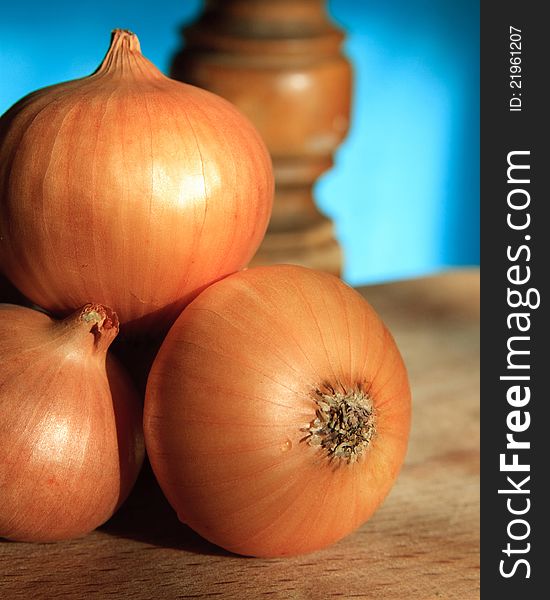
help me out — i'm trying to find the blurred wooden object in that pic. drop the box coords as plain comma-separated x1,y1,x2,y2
171,0,352,275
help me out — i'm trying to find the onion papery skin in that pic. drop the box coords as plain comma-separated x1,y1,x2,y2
144,265,411,557
0,30,273,334
0,303,144,542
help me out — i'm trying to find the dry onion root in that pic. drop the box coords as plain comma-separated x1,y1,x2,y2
144,265,411,557
0,29,273,334
0,303,144,542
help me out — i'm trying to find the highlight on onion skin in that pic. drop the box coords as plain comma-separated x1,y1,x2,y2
0,29,274,335
144,265,411,558
0,303,144,542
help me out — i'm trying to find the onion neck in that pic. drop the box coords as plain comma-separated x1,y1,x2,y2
303,384,376,464
93,28,167,82
54,304,119,356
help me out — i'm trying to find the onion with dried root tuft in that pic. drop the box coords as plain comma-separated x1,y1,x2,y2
144,265,411,557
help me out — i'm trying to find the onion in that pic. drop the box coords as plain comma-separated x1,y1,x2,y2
0,303,144,542
0,29,273,334
144,265,411,557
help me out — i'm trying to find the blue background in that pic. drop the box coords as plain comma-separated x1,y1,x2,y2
0,0,479,286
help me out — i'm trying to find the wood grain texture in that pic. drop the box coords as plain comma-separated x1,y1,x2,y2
0,269,480,599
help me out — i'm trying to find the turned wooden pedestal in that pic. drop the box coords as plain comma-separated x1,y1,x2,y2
171,0,352,275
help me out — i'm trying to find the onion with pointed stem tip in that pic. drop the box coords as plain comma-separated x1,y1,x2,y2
0,303,144,542
0,29,273,334
144,265,411,557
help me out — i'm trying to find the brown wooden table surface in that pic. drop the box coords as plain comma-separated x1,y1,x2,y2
0,269,480,599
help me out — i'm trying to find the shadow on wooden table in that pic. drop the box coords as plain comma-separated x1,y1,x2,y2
100,460,233,557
